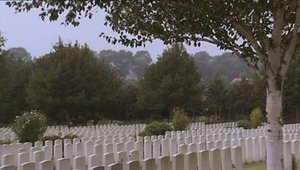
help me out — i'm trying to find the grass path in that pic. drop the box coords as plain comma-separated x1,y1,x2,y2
243,162,266,170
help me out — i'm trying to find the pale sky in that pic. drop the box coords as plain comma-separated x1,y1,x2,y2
0,1,225,61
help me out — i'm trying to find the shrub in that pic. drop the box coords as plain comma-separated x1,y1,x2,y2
139,121,173,137
171,108,189,131
250,107,264,128
41,133,78,143
63,133,78,140
41,135,61,142
237,119,252,129
0,139,12,145
97,119,125,125
12,110,47,143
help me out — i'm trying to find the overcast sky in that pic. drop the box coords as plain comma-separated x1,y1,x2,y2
0,2,226,61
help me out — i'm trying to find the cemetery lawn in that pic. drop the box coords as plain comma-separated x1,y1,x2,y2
243,162,266,170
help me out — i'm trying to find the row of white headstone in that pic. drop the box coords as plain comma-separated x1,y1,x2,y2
0,146,243,170
1,122,300,170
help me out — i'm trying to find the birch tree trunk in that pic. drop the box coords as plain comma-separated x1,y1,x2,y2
266,78,284,170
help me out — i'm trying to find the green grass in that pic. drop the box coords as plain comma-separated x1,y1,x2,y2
243,162,266,170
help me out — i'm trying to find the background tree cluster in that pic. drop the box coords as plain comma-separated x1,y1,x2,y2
98,50,152,80
0,47,32,125
0,41,299,125
193,51,253,82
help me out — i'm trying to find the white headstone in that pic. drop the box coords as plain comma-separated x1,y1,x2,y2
124,161,141,170
245,138,253,163
64,143,73,159
187,143,197,153
107,163,122,170
184,152,197,170
20,162,36,170
104,143,114,154
209,149,221,170
157,156,171,170
115,143,124,153
54,139,62,146
42,146,52,160
231,146,242,170
161,139,169,157
152,140,161,158
169,139,177,156
88,154,102,169
129,150,139,162
135,141,143,161
17,152,29,167
115,151,127,164
178,144,187,154
53,144,63,160
1,154,15,166
283,141,292,170
252,137,259,162
239,138,246,163
144,141,152,159
30,147,40,162
0,165,17,170
73,156,86,170
126,142,135,152
141,158,156,170
171,154,184,170
94,144,103,156
55,158,70,170
85,141,94,157
33,150,45,163
74,142,84,157
103,153,115,166
44,140,53,147
220,147,232,170
34,141,43,149
38,160,54,170
89,166,105,170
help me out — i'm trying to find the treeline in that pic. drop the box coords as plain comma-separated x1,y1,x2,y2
97,49,253,82
0,41,299,125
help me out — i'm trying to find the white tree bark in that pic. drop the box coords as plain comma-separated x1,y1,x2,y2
266,79,283,170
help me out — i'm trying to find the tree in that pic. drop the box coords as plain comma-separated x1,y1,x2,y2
283,48,300,123
212,52,253,81
193,51,213,81
0,47,32,124
229,78,257,119
204,75,229,121
0,32,5,54
252,73,267,115
7,1,300,168
133,51,152,79
98,50,152,80
193,52,253,82
250,108,264,128
27,40,123,124
138,44,202,119
111,81,139,121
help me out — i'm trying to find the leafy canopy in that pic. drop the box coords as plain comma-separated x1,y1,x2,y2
6,1,300,67
0,47,32,124
27,40,123,124
138,44,201,118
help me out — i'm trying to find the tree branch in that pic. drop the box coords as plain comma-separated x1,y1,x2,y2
196,38,218,45
272,2,285,46
230,20,267,59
